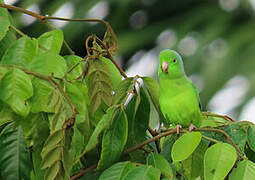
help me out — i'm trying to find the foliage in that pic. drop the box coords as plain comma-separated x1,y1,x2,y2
1,2,255,180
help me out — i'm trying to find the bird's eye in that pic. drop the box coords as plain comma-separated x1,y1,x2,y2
173,59,176,63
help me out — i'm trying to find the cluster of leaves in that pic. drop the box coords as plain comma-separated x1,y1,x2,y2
1,2,255,180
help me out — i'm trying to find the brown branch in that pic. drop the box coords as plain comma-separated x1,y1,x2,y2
71,125,246,179
124,128,177,154
0,3,45,21
70,164,97,180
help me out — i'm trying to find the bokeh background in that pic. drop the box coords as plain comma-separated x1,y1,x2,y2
5,0,255,122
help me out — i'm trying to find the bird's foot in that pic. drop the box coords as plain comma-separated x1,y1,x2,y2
176,125,182,134
189,124,196,132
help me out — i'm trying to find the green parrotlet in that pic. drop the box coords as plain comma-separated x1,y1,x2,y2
158,49,202,133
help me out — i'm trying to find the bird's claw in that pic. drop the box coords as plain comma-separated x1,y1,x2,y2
189,124,196,132
176,125,182,134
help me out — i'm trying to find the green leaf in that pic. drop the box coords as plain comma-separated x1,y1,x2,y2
103,26,117,56
142,77,167,125
1,37,38,66
0,2,10,41
224,122,247,152
66,81,87,114
126,88,150,149
147,153,173,178
41,129,64,157
70,123,86,164
97,106,128,170
0,68,33,116
48,99,67,132
38,29,63,54
0,123,32,180
84,106,118,154
28,78,60,113
183,140,208,180
32,146,45,180
28,50,67,78
122,165,161,180
204,143,237,180
112,77,134,105
229,160,255,180
0,25,16,60
87,58,113,114
100,56,122,89
160,135,178,163
44,161,62,180
0,66,8,81
171,132,202,162
142,77,160,112
41,146,62,169
64,55,84,80
99,161,136,180
0,100,14,126
41,128,71,179
247,125,255,152
244,144,255,163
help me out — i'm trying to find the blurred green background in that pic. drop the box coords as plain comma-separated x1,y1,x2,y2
5,0,255,122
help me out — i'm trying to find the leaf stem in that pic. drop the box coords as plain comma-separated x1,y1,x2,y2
9,25,26,37
202,112,235,122
202,135,220,143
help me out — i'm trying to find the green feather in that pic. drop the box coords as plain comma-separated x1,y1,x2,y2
158,49,202,128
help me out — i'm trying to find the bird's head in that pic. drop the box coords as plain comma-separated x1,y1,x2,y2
158,49,185,79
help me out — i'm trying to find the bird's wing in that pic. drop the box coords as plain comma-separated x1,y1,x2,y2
191,82,202,110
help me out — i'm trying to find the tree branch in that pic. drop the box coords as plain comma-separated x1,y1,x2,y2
124,128,177,154
70,164,97,180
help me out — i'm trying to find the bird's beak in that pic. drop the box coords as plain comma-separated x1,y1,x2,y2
161,61,168,74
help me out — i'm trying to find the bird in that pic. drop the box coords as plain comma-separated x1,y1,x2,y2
158,49,202,133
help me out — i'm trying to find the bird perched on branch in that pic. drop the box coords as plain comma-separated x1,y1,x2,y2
158,49,202,133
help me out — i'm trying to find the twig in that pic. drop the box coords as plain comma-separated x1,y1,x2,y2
70,164,97,180
0,3,45,21
196,127,245,159
124,128,177,154
202,112,235,122
202,135,220,143
9,25,26,37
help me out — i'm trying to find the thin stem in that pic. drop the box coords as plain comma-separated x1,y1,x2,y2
9,25,26,37
202,112,235,122
63,40,75,55
202,135,220,143
0,3,45,21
